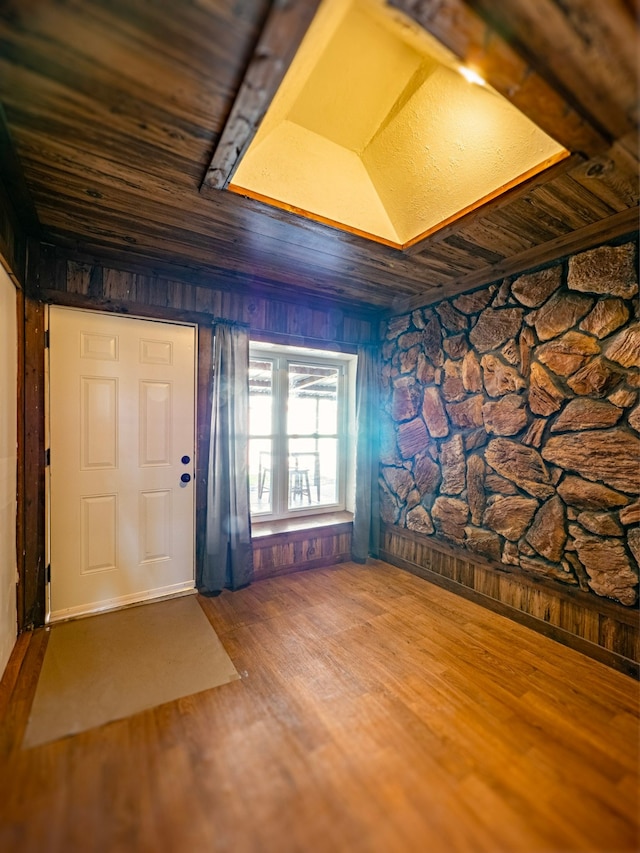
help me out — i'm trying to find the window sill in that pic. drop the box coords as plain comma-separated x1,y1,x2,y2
251,510,353,539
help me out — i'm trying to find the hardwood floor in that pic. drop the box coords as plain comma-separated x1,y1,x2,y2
1,560,638,852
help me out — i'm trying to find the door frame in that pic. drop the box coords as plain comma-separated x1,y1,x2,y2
45,305,199,623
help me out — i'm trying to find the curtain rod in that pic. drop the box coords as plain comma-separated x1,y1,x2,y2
211,317,250,329
249,329,361,354
211,322,373,353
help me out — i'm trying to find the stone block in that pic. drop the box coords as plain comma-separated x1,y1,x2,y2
528,362,566,415
543,428,640,493
436,301,468,332
465,527,502,562
602,322,640,369
397,417,428,459
512,265,562,307
525,496,566,562
568,242,638,299
462,349,483,392
533,291,593,341
482,394,528,435
413,452,441,496
483,495,539,540
422,387,449,438
567,356,624,397
431,497,469,541
569,524,638,605
481,354,525,398
447,395,484,429
556,475,630,510
453,287,495,314
550,399,623,432
580,298,630,338
485,438,554,498
469,307,523,352
406,505,434,534
391,376,421,422
467,454,486,525
536,331,600,376
440,434,466,495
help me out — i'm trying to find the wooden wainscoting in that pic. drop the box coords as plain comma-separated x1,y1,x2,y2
380,524,639,678
252,515,353,581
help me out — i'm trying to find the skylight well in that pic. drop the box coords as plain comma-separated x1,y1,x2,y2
230,0,568,250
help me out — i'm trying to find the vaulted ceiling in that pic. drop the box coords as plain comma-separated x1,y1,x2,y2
0,0,637,313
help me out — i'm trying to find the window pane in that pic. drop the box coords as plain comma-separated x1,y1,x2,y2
249,359,272,437
250,439,272,514
288,363,338,436
249,360,273,514
288,438,338,509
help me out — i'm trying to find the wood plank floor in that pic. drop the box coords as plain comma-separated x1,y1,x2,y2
1,560,638,852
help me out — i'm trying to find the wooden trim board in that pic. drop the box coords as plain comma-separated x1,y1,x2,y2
394,206,640,313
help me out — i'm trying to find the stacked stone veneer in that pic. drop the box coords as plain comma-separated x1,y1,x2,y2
380,240,640,606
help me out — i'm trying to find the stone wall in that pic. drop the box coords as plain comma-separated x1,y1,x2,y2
380,239,639,606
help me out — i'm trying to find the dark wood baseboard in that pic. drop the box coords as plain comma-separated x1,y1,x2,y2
380,525,639,679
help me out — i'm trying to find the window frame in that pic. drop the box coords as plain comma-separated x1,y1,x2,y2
248,342,355,522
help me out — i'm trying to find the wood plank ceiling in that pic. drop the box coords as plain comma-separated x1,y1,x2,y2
0,0,637,312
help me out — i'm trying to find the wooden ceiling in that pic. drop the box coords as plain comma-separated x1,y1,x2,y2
0,0,637,313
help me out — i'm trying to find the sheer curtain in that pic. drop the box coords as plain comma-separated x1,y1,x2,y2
352,344,380,563
199,322,254,594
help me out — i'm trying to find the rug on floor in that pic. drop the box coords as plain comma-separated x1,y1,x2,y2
23,594,239,748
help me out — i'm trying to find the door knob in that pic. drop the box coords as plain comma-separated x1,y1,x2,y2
181,455,190,464
181,473,191,483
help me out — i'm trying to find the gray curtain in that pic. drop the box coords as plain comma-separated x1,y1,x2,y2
352,344,380,563
200,322,254,593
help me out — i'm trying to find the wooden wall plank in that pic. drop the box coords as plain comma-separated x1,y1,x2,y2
14,286,25,632
35,248,379,345
0,179,27,288
252,523,353,581
21,294,45,629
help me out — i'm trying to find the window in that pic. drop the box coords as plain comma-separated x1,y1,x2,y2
249,344,356,520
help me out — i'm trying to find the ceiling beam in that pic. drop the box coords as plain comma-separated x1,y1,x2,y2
389,0,610,158
200,0,321,196
465,0,638,142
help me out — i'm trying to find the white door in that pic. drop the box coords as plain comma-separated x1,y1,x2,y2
48,307,196,621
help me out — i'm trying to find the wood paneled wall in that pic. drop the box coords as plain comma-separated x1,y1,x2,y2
380,524,639,677
19,243,379,628
19,296,45,630
0,180,39,634
33,244,379,345
253,521,353,582
0,103,39,288
0,178,26,287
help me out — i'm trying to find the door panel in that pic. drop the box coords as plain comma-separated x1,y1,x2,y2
81,376,118,469
49,308,196,620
